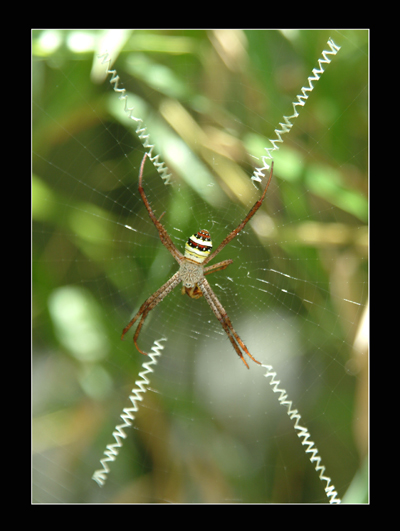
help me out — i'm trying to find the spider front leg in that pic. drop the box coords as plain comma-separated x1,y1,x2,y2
122,271,181,355
198,277,261,369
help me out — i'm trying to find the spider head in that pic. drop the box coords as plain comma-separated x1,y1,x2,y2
184,229,212,264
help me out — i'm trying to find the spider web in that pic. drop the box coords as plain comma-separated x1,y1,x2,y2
32,29,368,504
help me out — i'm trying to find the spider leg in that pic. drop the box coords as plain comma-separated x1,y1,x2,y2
132,305,158,356
122,271,181,354
204,259,233,276
138,153,183,264
198,278,261,369
203,162,274,266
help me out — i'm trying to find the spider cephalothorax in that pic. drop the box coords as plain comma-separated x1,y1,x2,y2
121,153,273,369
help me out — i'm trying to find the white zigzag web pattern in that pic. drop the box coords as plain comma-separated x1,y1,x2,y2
93,40,343,499
251,38,341,183
92,339,166,487
262,364,341,504
253,42,342,502
98,53,172,185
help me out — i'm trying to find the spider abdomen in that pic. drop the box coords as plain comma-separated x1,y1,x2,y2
184,229,212,264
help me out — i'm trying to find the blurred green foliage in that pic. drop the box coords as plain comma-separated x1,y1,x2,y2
32,30,368,504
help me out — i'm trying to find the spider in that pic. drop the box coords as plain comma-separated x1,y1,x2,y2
122,153,274,369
